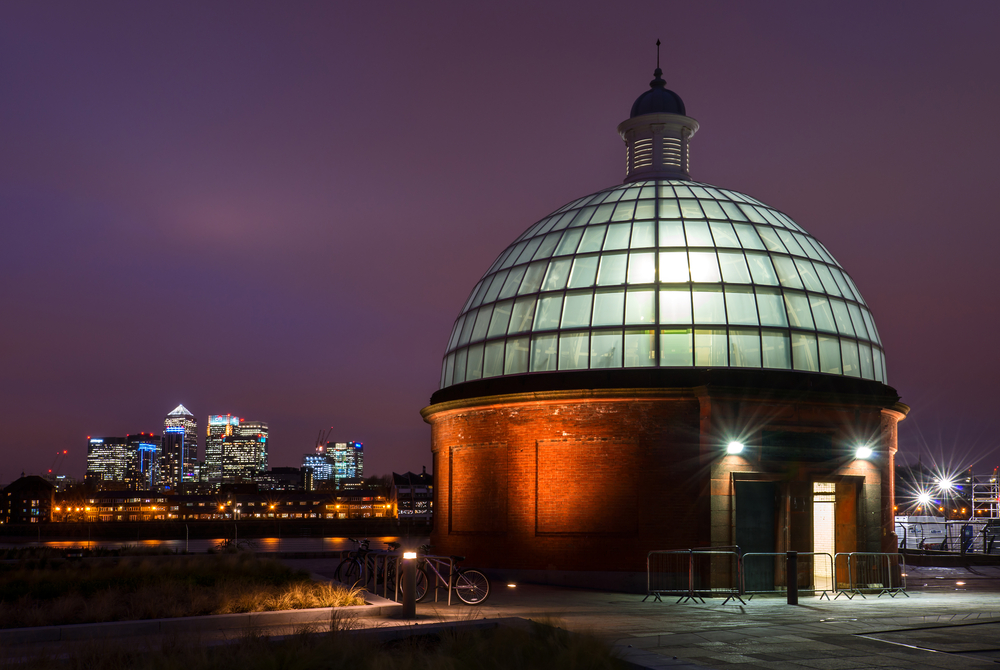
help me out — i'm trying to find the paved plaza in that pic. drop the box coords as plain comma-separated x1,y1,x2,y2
288,559,1000,669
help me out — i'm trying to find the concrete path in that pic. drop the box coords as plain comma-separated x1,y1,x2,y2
285,559,1000,669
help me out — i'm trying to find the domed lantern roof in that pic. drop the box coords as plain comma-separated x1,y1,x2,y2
435,64,887,399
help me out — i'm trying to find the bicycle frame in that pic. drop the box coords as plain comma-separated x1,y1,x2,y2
419,555,459,606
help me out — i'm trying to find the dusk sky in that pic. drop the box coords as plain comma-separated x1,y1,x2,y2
2,1,999,481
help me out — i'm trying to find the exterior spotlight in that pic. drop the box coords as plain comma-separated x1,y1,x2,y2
917,491,932,506
937,478,955,491
855,445,873,459
726,441,745,454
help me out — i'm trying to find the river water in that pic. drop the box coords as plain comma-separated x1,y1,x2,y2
0,536,430,554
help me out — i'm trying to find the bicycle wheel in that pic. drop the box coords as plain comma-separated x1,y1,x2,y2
334,557,355,583
340,559,363,587
414,567,429,602
454,569,489,604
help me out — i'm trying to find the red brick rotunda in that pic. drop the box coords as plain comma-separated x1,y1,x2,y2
422,66,907,590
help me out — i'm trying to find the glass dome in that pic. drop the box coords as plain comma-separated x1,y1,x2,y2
440,179,886,390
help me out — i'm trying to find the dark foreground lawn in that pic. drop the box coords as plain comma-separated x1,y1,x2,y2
0,554,364,628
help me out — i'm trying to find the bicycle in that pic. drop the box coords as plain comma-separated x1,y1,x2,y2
413,547,490,605
335,538,375,586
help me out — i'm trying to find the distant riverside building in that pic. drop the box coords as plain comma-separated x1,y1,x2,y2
258,467,311,491
3,475,54,524
391,469,433,522
301,441,363,488
204,414,239,483
86,436,130,485
161,404,198,489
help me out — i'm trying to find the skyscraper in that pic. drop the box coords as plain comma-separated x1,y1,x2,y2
125,433,160,490
301,440,363,488
204,414,239,484
162,404,198,489
223,419,269,482
86,436,129,486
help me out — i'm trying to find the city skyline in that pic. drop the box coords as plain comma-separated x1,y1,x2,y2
2,2,1000,479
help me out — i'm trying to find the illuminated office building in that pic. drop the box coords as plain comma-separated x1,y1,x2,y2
222,419,269,482
86,436,129,486
301,441,363,488
162,404,198,489
125,433,161,491
204,414,239,484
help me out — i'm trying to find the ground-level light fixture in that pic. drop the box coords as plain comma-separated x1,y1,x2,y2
403,551,417,560
855,445,873,459
726,441,745,455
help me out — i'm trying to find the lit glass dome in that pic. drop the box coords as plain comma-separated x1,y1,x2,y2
440,179,886,390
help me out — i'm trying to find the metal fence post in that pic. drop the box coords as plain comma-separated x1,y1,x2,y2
786,551,798,605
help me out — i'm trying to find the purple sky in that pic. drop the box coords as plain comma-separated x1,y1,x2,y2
2,1,999,481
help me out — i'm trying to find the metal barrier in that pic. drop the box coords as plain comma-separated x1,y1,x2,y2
834,552,907,599
741,552,835,600
645,547,743,604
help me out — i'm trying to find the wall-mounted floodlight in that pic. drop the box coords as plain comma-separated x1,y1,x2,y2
936,478,955,491
726,441,745,454
855,445,873,459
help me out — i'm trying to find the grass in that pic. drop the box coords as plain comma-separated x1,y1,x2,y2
0,620,631,669
0,554,365,628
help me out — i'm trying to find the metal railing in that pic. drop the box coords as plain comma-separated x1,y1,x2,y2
645,548,906,602
834,552,907,599
896,520,1000,554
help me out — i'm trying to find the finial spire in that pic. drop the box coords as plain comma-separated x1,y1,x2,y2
651,40,665,89
656,39,661,69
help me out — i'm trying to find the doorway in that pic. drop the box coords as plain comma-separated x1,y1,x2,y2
735,480,776,591
813,482,835,591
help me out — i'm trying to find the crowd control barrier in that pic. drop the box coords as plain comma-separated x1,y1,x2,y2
645,547,743,604
646,549,906,603
741,552,836,600
833,552,907,598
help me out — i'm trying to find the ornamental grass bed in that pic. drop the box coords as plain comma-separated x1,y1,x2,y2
0,554,364,629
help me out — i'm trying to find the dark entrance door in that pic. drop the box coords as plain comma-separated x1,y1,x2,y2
735,480,777,592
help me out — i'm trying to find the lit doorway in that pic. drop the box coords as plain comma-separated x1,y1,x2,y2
813,482,835,591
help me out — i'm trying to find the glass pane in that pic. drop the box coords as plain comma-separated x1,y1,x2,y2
604,222,632,249
792,232,822,260
504,336,529,374
674,185,694,198
470,276,494,308
818,336,841,374
577,225,607,253
634,199,655,220
518,261,547,295
739,204,768,223
620,187,641,200
831,268,858,301
791,332,819,372
745,252,779,285
660,329,693,365
567,206,596,228
725,287,758,325
680,200,704,219
718,251,752,283
694,329,727,366
498,265,527,300
531,232,563,261
847,303,869,340
873,347,884,383
756,288,788,327
625,288,655,325
558,332,589,370
567,255,599,288
461,280,483,313
499,242,527,270
859,342,874,380
810,295,837,332
555,227,584,256
658,185,675,198
754,226,787,253
442,352,455,388
861,309,879,345
447,314,465,351
561,291,593,328
591,331,623,368
729,328,761,368
628,252,656,283
830,299,856,336
813,263,843,297
659,288,692,324
709,221,740,247
631,220,655,248
841,339,861,377
693,287,726,324
590,203,615,224
625,330,656,367
684,220,713,246
549,211,575,232
689,251,721,282
794,259,824,292
466,343,484,380
482,271,508,304
659,251,690,282
596,253,628,286
508,297,537,334
515,237,544,265
772,255,803,288
659,199,681,219
783,291,814,329
592,290,625,326
541,258,572,291
611,200,636,222
720,201,748,221
533,294,563,331
733,223,765,249
775,229,806,256
458,308,479,346
453,347,468,384
658,220,685,246
488,300,513,338
761,330,791,369
881,350,888,383
471,304,494,342
530,334,558,372
701,199,727,220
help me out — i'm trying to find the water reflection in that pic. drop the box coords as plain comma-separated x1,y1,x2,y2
0,536,428,554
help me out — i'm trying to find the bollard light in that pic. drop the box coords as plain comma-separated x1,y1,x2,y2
403,551,417,560
726,441,744,455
